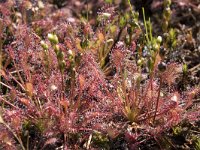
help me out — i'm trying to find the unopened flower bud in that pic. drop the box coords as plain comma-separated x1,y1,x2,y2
53,44,60,54
164,0,171,6
106,39,114,43
59,60,66,73
57,51,64,60
40,40,48,50
68,49,73,55
162,21,169,31
38,1,44,9
157,36,162,44
137,58,144,66
164,7,171,19
153,43,159,51
50,84,57,91
102,13,111,18
48,33,59,45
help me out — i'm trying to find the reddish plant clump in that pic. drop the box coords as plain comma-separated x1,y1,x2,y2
0,0,199,149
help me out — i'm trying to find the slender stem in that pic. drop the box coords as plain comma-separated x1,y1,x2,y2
122,69,129,106
3,123,26,150
127,0,135,18
0,97,19,110
148,18,153,41
13,60,25,85
0,37,3,93
142,8,150,44
59,72,65,111
0,81,12,90
63,133,67,149
61,73,64,99
153,77,162,124
141,72,153,107
9,72,25,91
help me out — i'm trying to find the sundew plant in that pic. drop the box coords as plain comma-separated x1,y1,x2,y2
0,0,199,149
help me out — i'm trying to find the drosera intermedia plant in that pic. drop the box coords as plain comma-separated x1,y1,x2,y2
0,0,199,149
108,2,200,148
0,6,121,149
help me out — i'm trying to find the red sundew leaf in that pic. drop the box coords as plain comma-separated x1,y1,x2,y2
64,38,73,50
151,0,163,10
60,100,69,110
92,123,103,130
183,88,200,109
25,82,34,97
0,4,11,16
78,74,85,90
0,70,11,88
111,45,125,69
43,105,59,116
43,137,58,148
170,92,180,105
130,41,137,52
169,109,181,124
186,111,200,122
106,127,120,139
19,98,31,106
161,63,180,86
125,132,138,143
24,34,31,48
83,24,91,36
0,131,13,146
7,46,15,60
97,32,105,43
11,116,22,133
188,88,200,98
